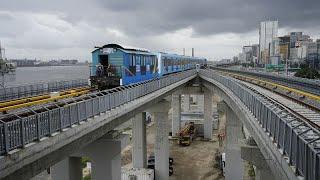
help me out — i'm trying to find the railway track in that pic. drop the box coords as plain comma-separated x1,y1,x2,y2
220,71,320,132
238,79,320,130
213,67,320,96
219,71,320,111
0,87,91,113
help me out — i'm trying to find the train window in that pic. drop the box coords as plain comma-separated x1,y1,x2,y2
141,56,144,66
129,55,132,66
132,55,136,66
142,56,146,66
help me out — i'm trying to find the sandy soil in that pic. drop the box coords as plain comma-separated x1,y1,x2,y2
121,106,226,180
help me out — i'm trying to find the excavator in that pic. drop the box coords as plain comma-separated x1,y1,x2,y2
177,122,196,146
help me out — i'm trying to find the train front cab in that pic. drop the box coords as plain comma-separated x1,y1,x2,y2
90,47,123,89
90,44,159,90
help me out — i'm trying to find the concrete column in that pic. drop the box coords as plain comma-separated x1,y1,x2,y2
212,95,219,130
171,94,181,137
241,139,275,180
148,99,170,180
183,94,190,112
204,90,213,139
51,157,82,180
132,112,147,168
197,95,204,112
82,138,121,180
225,104,244,180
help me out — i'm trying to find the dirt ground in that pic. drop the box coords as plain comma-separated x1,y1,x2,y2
121,104,226,180
169,137,224,180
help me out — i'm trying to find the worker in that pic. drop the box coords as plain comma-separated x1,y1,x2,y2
96,63,104,76
218,132,225,147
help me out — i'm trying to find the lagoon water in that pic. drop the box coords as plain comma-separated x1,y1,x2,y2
3,65,90,87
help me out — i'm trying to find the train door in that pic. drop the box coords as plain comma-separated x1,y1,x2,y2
99,55,108,75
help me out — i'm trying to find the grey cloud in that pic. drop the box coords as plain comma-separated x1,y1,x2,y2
1,0,320,36
0,0,319,61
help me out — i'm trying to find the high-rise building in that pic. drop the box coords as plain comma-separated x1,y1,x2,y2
270,37,280,56
306,41,318,68
317,39,320,60
242,46,253,64
251,44,259,65
290,32,302,48
259,20,278,65
279,36,290,63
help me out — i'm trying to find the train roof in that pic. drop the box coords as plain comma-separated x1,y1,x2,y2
93,44,150,53
160,52,206,60
92,43,206,60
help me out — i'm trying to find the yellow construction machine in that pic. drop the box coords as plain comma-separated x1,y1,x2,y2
177,122,196,146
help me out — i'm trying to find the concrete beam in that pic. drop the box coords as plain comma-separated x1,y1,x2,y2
132,112,147,168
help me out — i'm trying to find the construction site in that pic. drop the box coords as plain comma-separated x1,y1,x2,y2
119,94,230,180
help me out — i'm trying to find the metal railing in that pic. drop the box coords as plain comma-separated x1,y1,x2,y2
200,69,320,180
0,79,89,101
0,70,196,156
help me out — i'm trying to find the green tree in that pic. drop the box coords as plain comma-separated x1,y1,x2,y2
294,64,320,79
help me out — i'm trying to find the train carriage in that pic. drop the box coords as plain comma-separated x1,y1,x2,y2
91,44,207,90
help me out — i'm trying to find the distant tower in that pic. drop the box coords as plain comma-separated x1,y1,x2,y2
0,42,2,59
183,48,185,56
259,20,278,64
192,48,194,57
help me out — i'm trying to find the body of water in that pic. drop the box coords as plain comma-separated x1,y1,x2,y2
3,65,90,87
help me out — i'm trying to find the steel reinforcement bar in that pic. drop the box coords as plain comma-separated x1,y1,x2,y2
200,69,320,180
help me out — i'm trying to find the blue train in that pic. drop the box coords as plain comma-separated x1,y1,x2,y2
90,44,207,89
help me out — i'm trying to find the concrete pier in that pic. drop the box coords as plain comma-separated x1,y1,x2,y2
225,103,244,180
183,94,190,112
51,157,82,180
241,139,275,180
132,112,147,168
148,99,170,180
204,90,213,139
66,136,122,180
171,94,181,137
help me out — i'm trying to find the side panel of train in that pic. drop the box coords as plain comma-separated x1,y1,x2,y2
159,53,207,76
122,53,158,85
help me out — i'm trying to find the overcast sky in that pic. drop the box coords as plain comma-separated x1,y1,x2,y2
0,0,319,61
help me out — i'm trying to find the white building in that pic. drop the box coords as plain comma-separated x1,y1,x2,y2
270,37,280,57
290,46,307,64
259,20,278,64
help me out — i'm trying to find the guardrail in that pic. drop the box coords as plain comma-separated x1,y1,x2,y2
0,70,196,156
200,69,320,180
0,79,89,101
213,67,320,96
